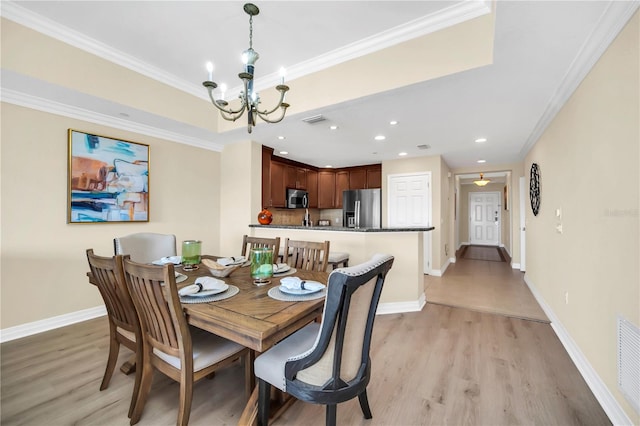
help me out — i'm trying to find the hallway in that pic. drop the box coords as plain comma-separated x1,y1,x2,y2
425,245,549,322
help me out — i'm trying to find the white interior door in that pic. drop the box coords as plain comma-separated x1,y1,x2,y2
469,192,500,246
519,176,526,271
388,173,432,273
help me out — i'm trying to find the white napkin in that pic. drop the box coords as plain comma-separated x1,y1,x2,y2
217,256,246,266
178,277,226,296
152,256,182,265
280,277,324,292
272,263,290,273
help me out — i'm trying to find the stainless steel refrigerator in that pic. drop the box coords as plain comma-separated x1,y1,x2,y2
343,189,381,229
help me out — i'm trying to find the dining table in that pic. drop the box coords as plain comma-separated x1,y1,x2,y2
168,255,328,426
87,254,329,425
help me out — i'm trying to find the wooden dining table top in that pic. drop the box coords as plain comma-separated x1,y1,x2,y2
177,256,328,353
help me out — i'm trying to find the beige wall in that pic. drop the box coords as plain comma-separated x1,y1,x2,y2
0,103,221,328
524,11,639,422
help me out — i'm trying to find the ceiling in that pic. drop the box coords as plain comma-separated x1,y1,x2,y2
2,1,635,169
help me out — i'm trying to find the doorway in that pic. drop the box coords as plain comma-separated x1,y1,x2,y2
468,191,501,246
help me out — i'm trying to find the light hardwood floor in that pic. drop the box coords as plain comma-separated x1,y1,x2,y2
1,254,609,426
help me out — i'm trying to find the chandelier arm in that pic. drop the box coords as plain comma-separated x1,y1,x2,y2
255,86,289,116
256,104,288,123
204,84,247,115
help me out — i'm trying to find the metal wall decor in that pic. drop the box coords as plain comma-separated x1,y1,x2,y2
529,163,540,216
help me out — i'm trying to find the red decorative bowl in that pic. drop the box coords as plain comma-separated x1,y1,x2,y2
258,208,273,225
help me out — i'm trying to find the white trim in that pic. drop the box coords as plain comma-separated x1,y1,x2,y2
376,293,426,315
0,306,107,343
430,257,451,277
449,257,457,264
1,89,222,152
519,0,640,159
511,262,521,269
524,275,633,426
0,1,492,101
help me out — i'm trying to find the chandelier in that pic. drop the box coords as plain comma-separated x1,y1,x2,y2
474,173,491,186
202,3,290,133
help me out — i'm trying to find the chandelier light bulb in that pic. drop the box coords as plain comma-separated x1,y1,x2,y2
206,61,214,81
219,83,227,100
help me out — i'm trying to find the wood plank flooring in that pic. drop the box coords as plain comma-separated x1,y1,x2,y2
1,255,609,425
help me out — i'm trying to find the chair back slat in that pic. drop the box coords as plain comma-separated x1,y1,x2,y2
123,259,187,357
86,249,137,334
241,235,280,260
283,238,330,272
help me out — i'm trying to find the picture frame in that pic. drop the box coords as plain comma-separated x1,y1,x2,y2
68,129,149,223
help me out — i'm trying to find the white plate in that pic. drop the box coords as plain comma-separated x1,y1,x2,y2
273,263,290,274
279,283,325,295
175,273,187,283
183,284,229,298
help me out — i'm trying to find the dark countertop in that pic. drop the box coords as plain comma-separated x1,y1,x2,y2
249,224,435,233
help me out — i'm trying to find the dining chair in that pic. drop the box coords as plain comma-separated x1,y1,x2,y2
122,258,251,426
282,238,330,272
114,232,177,264
86,249,141,418
241,235,280,260
254,253,394,426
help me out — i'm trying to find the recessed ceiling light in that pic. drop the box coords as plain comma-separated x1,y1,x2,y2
374,135,386,141
329,125,338,130
477,159,486,163
475,138,487,143
390,120,398,125
278,136,285,140
325,165,333,168
398,152,408,156
279,151,288,155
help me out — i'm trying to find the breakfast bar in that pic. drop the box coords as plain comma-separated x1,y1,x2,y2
249,224,435,314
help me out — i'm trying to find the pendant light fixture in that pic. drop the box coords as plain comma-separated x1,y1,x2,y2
202,3,290,133
474,173,491,187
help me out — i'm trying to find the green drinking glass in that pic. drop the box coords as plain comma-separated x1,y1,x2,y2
250,247,273,286
182,240,201,271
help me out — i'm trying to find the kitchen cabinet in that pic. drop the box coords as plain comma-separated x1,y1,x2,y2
285,165,307,190
307,169,318,208
335,171,349,208
262,146,272,208
270,161,286,207
366,165,382,189
349,169,366,189
318,171,336,208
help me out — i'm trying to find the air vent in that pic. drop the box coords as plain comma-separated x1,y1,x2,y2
301,114,326,124
618,315,640,414
417,144,431,150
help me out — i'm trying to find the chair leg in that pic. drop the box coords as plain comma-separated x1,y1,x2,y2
120,354,137,375
100,327,120,390
129,359,154,425
326,404,337,426
358,390,373,419
177,372,194,426
128,350,143,418
257,379,271,426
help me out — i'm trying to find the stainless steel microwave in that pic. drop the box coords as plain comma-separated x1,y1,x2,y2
286,188,309,209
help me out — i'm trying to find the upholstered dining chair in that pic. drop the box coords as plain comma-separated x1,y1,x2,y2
282,238,330,272
254,254,394,426
114,232,177,264
241,235,280,260
85,249,141,418
122,259,251,426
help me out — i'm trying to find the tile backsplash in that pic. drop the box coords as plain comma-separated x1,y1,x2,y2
266,208,343,226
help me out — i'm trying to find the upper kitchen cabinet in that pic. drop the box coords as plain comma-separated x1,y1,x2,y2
270,161,286,208
335,171,349,208
349,168,366,189
318,170,336,209
306,169,318,208
262,146,273,208
285,165,307,190
366,165,382,188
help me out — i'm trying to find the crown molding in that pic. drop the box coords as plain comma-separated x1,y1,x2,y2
1,88,223,151
519,0,640,159
1,0,492,100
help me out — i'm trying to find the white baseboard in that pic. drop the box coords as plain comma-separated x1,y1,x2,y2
377,293,426,315
524,275,632,426
449,257,457,264
0,305,107,343
511,262,521,269
430,258,451,277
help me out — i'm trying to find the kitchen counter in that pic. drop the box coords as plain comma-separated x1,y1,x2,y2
249,224,435,233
